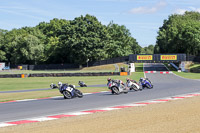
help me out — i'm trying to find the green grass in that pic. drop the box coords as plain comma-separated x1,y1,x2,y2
0,72,144,91
135,63,143,72
0,64,117,75
0,87,108,102
0,69,114,75
189,63,200,73
164,63,200,79
0,63,144,102
173,72,200,79
0,63,128,74
189,63,200,69
0,72,144,102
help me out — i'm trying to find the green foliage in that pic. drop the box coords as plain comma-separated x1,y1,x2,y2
155,11,200,55
59,14,109,64
0,29,8,61
106,22,141,57
1,14,140,65
2,27,45,64
141,44,154,54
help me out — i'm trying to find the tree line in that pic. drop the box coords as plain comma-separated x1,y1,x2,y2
155,11,200,56
0,12,199,65
0,14,141,65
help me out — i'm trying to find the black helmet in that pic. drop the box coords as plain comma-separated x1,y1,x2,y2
126,78,130,81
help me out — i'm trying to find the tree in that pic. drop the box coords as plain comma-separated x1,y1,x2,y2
57,14,109,65
37,19,70,63
11,34,44,64
3,27,45,64
155,11,200,55
2,14,141,65
0,29,7,61
106,22,140,58
141,44,154,54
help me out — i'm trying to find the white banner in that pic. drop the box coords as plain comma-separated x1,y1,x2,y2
0,62,5,70
129,63,135,72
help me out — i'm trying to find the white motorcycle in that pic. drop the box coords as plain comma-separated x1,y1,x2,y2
107,80,128,95
126,79,142,91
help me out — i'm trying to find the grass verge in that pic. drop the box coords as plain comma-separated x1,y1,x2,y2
0,72,144,102
0,63,119,75
0,72,143,91
135,63,143,72
0,87,107,102
173,72,200,79
164,63,200,79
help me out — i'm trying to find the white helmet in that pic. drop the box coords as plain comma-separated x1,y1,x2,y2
58,82,62,87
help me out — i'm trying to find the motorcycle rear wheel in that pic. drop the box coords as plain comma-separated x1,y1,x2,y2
63,91,72,99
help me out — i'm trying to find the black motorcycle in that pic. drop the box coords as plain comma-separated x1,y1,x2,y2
78,81,87,87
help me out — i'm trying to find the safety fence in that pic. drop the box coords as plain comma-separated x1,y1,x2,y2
187,55,200,63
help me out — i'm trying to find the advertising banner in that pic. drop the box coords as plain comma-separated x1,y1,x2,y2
0,62,5,70
129,63,135,72
137,55,153,60
160,55,177,60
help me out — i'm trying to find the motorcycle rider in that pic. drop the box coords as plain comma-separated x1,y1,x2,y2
58,81,64,93
126,78,137,84
107,78,125,88
107,78,112,86
145,78,152,84
58,81,75,93
139,77,152,84
139,77,153,89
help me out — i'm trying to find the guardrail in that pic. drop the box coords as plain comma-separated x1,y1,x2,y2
170,63,179,70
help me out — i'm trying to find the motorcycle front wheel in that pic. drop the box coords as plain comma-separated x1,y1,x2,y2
63,91,72,99
75,89,83,98
111,87,120,95
145,83,152,89
131,85,139,91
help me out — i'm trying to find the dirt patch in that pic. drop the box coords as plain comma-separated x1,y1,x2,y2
1,96,200,133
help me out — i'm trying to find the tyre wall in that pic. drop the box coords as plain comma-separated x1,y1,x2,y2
0,72,120,78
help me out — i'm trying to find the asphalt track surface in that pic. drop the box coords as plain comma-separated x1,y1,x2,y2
0,63,200,123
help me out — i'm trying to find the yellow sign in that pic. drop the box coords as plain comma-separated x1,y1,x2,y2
160,55,177,60
137,55,153,60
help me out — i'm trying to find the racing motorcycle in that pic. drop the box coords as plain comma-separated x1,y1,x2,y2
139,78,153,89
50,82,83,99
78,81,87,87
126,79,142,91
107,80,128,95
